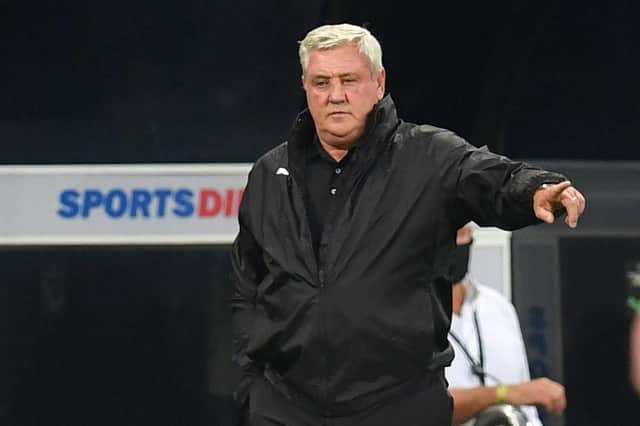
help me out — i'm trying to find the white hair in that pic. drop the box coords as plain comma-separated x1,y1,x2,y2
298,23,383,81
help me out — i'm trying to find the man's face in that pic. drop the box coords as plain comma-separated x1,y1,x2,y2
303,43,385,148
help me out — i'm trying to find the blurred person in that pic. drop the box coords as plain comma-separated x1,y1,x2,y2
446,224,566,425
231,23,585,426
627,262,640,395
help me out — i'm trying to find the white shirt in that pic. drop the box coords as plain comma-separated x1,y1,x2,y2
445,277,543,426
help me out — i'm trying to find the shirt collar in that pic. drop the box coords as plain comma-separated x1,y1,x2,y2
288,94,399,181
305,134,328,162
306,134,358,166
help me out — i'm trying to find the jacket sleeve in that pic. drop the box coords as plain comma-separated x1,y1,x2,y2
437,132,567,229
230,167,266,394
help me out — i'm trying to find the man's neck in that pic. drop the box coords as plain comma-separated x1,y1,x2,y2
317,137,352,162
321,144,349,162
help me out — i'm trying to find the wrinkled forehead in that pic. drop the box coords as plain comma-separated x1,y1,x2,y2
305,44,373,78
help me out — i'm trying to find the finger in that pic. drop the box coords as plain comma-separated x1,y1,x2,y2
547,180,572,197
563,208,578,228
562,186,583,204
550,403,563,415
542,398,556,413
576,191,586,215
535,206,555,224
542,395,559,414
552,394,567,414
551,387,567,413
558,395,567,412
562,188,586,226
562,195,580,228
563,188,578,201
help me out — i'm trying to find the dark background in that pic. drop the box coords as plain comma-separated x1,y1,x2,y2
0,246,237,426
2,0,639,163
560,238,640,426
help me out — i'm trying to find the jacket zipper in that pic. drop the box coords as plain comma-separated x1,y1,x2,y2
287,175,331,411
317,266,331,415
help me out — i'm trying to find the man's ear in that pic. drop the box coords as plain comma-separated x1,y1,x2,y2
376,68,386,100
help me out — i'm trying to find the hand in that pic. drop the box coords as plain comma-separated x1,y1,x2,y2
533,180,586,228
507,378,566,414
456,223,473,245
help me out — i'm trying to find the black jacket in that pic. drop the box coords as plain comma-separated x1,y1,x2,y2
231,95,564,415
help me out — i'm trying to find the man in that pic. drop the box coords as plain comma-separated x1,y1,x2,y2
231,23,585,426
446,224,566,426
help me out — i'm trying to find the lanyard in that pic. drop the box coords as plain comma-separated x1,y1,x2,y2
449,307,533,424
449,309,486,385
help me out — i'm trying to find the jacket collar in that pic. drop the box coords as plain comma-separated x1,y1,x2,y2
287,94,400,182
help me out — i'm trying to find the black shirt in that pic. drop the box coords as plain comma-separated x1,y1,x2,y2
304,136,357,256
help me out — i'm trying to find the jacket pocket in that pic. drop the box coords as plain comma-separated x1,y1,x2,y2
373,283,436,366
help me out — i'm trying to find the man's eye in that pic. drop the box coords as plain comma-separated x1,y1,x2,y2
342,77,357,84
313,80,329,88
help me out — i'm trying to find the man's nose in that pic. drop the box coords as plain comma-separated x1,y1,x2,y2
328,81,347,103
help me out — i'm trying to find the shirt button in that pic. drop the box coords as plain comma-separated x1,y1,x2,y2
330,188,337,195
335,167,342,175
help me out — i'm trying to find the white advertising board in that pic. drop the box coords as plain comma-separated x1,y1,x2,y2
0,164,252,244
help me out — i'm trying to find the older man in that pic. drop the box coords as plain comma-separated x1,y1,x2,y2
231,23,585,426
